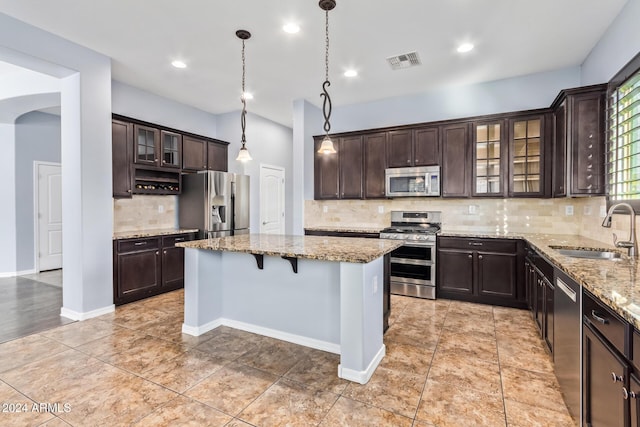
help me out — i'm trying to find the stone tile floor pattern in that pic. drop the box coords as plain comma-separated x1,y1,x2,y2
0,290,576,426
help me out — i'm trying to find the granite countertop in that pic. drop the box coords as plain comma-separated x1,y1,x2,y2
442,230,640,330
304,226,383,234
113,228,199,240
177,233,403,263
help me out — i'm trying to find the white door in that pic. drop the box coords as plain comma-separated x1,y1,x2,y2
37,163,62,271
260,164,285,234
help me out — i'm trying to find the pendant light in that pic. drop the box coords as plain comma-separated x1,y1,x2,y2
235,29,253,162
317,0,337,155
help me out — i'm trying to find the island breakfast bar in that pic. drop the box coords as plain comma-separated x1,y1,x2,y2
177,234,402,384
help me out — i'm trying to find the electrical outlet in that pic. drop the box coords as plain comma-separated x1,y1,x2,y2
323,206,328,213
565,205,574,216
378,205,384,214
583,205,592,216
373,276,378,294
600,205,607,218
468,204,478,215
158,205,164,213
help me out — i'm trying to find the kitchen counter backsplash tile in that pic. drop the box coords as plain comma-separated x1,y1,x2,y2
114,195,177,233
305,197,619,245
177,234,402,264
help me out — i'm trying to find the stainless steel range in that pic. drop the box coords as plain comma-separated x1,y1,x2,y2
380,211,441,299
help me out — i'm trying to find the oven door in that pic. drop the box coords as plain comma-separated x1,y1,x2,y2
389,243,436,299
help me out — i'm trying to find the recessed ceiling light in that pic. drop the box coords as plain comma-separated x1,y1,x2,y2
457,43,474,53
344,69,358,77
242,92,254,100
171,60,187,69
283,23,300,34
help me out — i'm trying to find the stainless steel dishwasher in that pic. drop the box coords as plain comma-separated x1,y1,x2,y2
553,268,581,423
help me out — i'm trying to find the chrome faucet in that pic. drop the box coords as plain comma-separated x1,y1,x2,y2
602,202,637,257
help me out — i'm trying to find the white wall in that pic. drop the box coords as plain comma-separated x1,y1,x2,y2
581,0,640,85
216,111,294,235
0,123,16,275
329,66,581,133
14,111,61,272
112,81,217,137
0,12,113,317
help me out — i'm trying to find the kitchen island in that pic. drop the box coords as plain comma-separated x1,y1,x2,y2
176,234,402,384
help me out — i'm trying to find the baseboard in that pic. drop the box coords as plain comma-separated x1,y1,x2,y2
338,344,386,384
182,318,223,336
222,318,341,354
60,304,115,321
0,269,36,278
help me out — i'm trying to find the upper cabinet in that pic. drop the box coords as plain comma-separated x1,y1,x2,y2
508,114,550,197
313,135,364,200
441,123,471,198
387,127,439,168
112,115,229,197
364,132,387,199
472,120,506,197
552,84,607,197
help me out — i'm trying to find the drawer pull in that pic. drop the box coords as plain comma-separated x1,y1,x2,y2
591,310,609,325
469,242,483,246
612,372,623,383
134,242,148,246
175,237,185,242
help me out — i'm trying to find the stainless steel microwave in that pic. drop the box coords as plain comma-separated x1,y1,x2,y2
385,166,440,197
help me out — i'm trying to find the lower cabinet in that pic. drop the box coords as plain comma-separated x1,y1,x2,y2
525,246,554,353
583,290,632,427
437,236,525,308
113,232,195,305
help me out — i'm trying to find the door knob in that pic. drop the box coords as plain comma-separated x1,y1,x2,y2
262,221,267,225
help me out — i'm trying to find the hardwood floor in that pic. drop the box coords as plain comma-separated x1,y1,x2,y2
0,272,74,343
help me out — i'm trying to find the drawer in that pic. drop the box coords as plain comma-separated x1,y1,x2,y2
584,291,628,357
117,237,160,254
162,233,195,248
438,237,517,253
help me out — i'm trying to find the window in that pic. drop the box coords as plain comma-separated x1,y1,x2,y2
607,54,640,209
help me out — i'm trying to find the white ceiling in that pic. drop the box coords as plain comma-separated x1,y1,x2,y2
0,0,628,127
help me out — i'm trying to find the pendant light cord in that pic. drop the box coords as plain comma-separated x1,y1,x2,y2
240,38,247,145
321,8,332,135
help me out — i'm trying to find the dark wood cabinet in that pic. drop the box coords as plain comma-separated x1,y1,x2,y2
508,114,549,197
583,321,629,427
526,247,554,352
182,135,207,171
441,123,471,198
437,237,524,307
160,130,181,169
314,138,340,199
472,120,507,197
544,276,555,352
113,232,195,305
552,84,606,197
112,119,133,198
387,130,413,168
207,141,228,172
413,127,439,166
364,132,387,198
339,136,364,199
631,374,640,427
133,124,160,166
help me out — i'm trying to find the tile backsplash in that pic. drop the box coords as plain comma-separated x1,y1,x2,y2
305,197,633,247
113,195,177,233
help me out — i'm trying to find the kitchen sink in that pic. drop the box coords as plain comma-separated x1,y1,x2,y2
550,246,622,260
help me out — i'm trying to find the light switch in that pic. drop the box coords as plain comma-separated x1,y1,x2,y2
565,205,574,216
323,206,328,213
378,205,384,214
158,205,164,213
583,205,592,216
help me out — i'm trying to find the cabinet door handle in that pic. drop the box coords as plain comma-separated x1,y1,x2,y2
478,255,483,260
127,189,132,193
134,242,147,246
591,310,609,324
163,250,167,254
468,254,472,259
469,242,483,246
612,372,623,383
624,387,630,400
406,159,411,164
156,251,159,255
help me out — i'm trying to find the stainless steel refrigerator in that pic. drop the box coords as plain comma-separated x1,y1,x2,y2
179,171,250,238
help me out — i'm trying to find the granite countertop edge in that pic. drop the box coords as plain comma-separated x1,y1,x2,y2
113,228,199,240
177,234,403,264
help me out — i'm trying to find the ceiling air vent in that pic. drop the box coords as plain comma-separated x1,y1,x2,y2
386,51,421,70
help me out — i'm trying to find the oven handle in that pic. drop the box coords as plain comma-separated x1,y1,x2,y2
394,242,435,248
390,257,432,266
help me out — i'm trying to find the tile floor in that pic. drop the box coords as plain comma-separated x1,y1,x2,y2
0,290,576,426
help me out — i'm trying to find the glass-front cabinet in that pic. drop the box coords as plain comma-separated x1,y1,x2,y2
134,124,159,165
160,130,181,168
473,121,505,196
509,116,545,196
